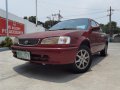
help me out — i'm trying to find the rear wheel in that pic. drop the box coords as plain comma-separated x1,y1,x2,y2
70,46,92,73
100,44,108,56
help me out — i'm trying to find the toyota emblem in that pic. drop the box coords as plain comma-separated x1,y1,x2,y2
24,40,29,45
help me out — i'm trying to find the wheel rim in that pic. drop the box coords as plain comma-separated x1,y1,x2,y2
75,49,90,69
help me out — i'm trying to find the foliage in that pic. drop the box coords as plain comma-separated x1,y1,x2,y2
0,37,13,47
23,16,60,29
23,16,44,26
44,20,60,29
23,16,28,20
100,21,120,34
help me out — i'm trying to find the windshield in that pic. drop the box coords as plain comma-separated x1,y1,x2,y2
49,18,89,31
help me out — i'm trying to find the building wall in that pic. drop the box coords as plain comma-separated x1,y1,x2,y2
24,20,45,34
0,9,25,24
0,9,45,43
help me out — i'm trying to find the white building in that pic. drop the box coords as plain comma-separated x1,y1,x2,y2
0,9,45,42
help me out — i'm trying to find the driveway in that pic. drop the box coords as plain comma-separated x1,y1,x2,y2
0,43,120,90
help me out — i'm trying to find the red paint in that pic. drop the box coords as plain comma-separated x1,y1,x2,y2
12,46,78,64
0,17,24,36
11,18,107,65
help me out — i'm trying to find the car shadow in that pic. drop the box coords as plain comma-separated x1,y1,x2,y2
91,53,107,67
13,53,107,83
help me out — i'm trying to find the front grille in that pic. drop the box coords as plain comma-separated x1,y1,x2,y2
18,38,40,46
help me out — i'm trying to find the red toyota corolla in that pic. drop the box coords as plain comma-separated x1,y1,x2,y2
11,18,108,73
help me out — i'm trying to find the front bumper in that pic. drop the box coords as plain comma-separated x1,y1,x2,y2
11,46,78,64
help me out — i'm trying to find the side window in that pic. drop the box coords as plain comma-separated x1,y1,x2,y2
91,20,101,32
96,23,100,27
91,21,97,27
100,28,103,33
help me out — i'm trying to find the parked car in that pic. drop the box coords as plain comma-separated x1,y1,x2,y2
11,18,108,73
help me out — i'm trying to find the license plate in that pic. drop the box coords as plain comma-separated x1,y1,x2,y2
16,51,31,60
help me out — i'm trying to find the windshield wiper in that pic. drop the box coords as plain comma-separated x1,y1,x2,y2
57,28,77,30
48,28,77,31
47,30,55,31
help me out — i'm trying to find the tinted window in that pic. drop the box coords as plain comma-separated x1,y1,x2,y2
49,19,89,30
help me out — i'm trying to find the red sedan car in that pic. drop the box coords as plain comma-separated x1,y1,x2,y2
11,18,108,73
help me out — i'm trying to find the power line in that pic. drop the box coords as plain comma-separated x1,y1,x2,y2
62,15,108,21
46,10,63,21
94,15,108,19
38,0,106,11
63,10,107,18
36,0,111,22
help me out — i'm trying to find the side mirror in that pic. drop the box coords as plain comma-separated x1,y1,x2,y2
91,26,100,31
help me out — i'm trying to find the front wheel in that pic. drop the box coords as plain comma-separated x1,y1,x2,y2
70,46,92,73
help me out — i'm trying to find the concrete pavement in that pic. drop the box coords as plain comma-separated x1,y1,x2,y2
0,43,120,90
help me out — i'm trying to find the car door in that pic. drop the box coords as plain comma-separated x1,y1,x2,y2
89,20,101,53
98,28,106,50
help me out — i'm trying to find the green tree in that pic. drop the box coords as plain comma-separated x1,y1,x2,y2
44,20,60,29
28,16,36,24
23,16,28,20
23,16,44,26
100,21,120,34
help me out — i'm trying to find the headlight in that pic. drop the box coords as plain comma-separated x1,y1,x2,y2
41,36,71,44
13,37,19,45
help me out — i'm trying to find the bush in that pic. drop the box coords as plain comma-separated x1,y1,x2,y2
0,37,13,47
0,41,6,47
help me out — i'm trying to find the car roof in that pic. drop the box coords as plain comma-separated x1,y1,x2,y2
62,18,92,22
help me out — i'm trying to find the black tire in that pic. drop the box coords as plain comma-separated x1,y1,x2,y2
100,44,108,56
70,46,92,74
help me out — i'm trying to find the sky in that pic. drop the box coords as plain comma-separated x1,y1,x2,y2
0,0,120,26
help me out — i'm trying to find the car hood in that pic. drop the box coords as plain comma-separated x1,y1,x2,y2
18,30,86,39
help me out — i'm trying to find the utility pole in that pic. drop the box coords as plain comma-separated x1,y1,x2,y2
47,16,52,27
108,6,114,41
52,14,56,26
46,11,63,28
109,6,112,36
58,10,63,21
36,0,38,27
58,10,61,21
52,14,55,21
6,0,9,36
